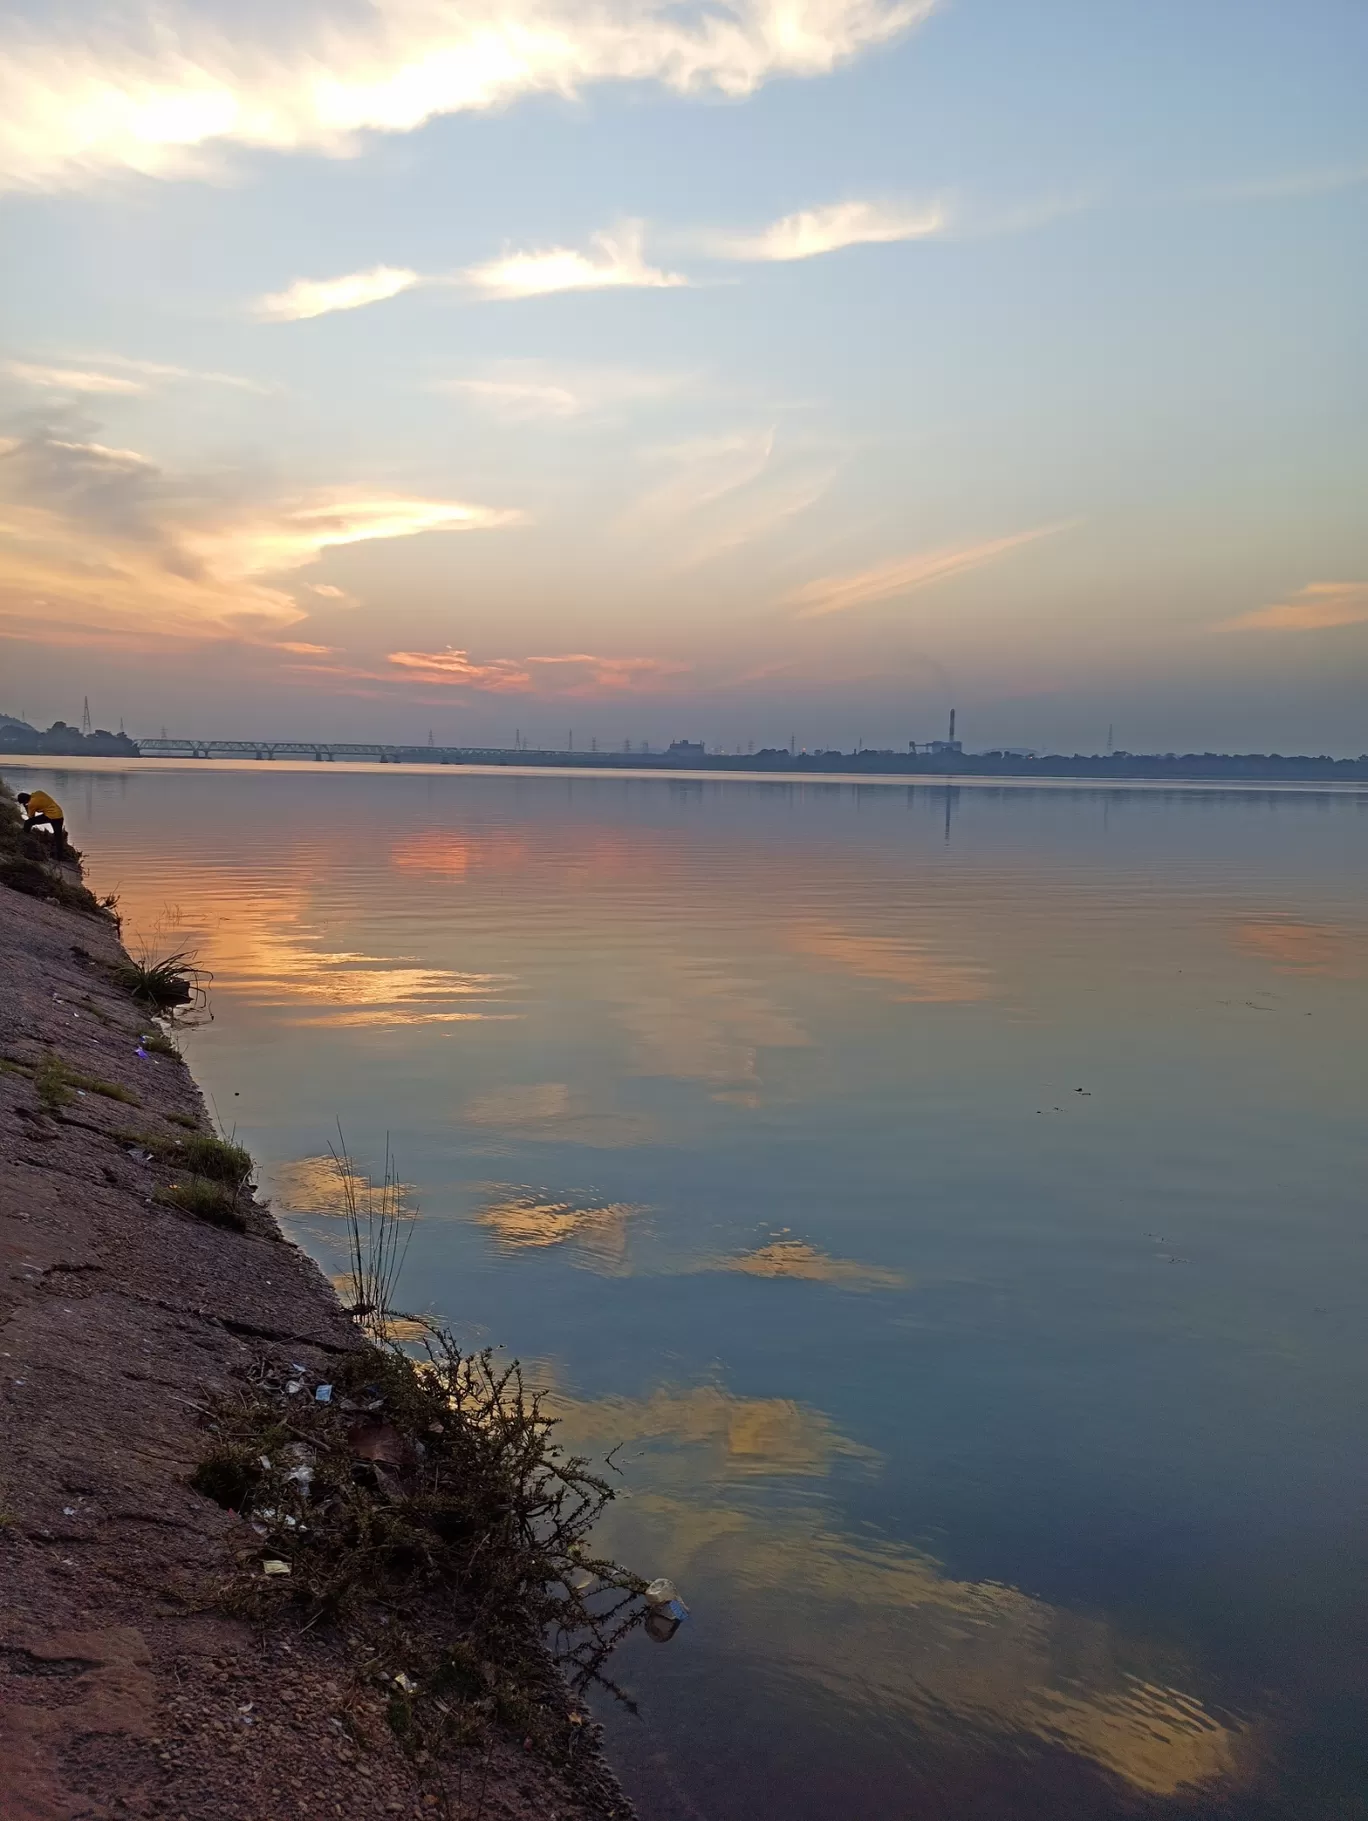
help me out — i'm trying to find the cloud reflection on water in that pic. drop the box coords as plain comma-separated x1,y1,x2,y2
1232,918,1365,977
476,1189,645,1273
552,1378,1249,1801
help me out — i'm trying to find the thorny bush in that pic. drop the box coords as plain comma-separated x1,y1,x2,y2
192,1329,652,1767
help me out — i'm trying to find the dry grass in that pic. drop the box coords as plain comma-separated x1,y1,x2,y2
329,1130,417,1326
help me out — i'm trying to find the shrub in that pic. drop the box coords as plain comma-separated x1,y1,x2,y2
158,1177,247,1232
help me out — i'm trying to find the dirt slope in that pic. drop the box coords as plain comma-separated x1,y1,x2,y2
0,864,631,1821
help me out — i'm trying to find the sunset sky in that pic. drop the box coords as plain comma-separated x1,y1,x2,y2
1,0,1364,752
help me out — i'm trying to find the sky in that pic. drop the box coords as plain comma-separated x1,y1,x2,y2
0,0,1365,754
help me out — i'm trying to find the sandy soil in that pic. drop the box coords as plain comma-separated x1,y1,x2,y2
0,858,632,1821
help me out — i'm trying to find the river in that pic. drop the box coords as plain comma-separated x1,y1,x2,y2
9,758,1368,1820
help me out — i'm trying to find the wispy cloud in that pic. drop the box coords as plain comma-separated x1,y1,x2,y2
6,352,271,394
386,647,687,696
463,222,689,299
0,1,934,190
789,522,1076,618
4,360,145,395
438,361,691,423
0,428,519,645
711,197,944,261
623,427,839,569
257,266,420,322
1218,582,1368,633
88,353,275,393
443,378,584,420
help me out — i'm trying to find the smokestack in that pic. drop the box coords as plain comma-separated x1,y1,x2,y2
949,708,956,743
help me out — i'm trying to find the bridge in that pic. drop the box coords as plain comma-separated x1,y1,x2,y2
134,738,657,766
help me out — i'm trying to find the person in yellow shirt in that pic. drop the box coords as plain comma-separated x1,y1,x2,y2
16,790,66,852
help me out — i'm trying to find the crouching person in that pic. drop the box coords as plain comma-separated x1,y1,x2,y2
16,790,67,854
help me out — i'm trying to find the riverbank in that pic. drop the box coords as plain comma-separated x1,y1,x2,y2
0,799,633,1820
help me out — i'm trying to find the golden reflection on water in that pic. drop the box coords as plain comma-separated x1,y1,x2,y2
716,1238,904,1289
786,922,994,1003
553,1380,1248,1798
110,866,516,1027
1232,918,1365,976
476,1190,644,1272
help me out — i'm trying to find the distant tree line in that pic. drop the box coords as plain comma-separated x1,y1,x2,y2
0,715,139,757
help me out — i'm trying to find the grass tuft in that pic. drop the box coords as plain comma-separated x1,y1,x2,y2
113,949,204,1010
330,1129,417,1324
139,1026,181,1059
32,1053,140,1111
158,1177,248,1231
175,1131,252,1183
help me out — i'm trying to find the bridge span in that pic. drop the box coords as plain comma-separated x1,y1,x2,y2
134,738,653,766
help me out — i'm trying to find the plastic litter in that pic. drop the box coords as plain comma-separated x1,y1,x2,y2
258,1455,272,1470
135,1047,149,1060
392,1672,419,1695
642,1578,689,1635
315,1384,333,1403
285,1381,302,1396
126,1147,152,1163
644,1577,687,1613
262,1559,291,1576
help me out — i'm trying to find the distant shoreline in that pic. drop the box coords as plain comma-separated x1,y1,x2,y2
4,750,1368,795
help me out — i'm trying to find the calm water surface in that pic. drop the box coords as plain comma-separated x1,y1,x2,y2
12,761,1368,1819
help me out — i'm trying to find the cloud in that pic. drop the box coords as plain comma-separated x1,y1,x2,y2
443,377,584,420
622,427,839,570
789,522,1075,618
711,197,944,260
1218,582,1368,633
438,361,690,422
0,1,934,190
4,360,145,395
257,265,421,321
463,222,688,299
7,352,272,395
85,352,274,393
0,428,518,644
386,647,687,695
275,640,334,655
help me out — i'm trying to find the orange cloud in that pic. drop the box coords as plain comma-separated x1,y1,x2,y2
387,648,534,692
1219,582,1368,632
386,647,688,696
0,430,520,645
